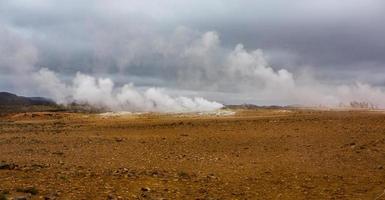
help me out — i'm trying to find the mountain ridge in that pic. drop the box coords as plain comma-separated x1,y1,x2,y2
0,92,55,106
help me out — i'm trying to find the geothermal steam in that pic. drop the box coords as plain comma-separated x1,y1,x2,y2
33,68,223,112
3,25,385,110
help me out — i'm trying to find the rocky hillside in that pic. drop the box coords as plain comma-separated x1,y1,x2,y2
0,92,60,114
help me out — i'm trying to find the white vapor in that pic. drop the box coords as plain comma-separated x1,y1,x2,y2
32,68,223,112
150,29,385,107
2,23,385,110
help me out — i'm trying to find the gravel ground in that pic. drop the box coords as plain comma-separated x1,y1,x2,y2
1,109,385,199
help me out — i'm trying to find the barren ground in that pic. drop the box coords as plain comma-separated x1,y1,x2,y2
1,109,385,199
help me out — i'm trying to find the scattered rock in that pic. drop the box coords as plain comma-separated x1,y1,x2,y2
359,146,366,150
43,192,59,200
52,151,64,156
30,164,45,169
14,196,29,200
0,161,17,170
198,188,207,194
107,194,117,200
141,187,151,192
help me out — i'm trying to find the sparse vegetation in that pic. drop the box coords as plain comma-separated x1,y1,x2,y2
0,192,7,200
177,171,190,179
16,187,38,195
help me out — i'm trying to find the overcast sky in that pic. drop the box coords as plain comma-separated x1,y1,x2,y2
1,0,385,105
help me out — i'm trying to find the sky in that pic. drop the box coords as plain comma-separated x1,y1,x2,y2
1,0,385,109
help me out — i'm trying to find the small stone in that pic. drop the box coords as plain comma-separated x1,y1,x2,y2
52,152,64,156
44,196,57,200
107,194,117,200
0,162,17,170
141,187,151,192
377,165,384,170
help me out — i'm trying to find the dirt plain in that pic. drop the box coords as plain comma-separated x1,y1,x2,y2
1,109,385,200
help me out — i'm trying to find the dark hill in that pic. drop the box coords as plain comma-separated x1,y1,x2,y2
0,92,101,114
0,92,60,114
0,92,55,106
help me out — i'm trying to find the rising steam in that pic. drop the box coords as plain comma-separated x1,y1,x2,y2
2,24,385,111
32,68,223,112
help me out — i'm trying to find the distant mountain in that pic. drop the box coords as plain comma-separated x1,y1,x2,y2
0,92,100,114
0,92,55,106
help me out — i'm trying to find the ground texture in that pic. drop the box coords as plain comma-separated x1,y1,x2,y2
1,109,385,199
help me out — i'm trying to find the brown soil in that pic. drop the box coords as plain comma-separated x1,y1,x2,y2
1,109,385,199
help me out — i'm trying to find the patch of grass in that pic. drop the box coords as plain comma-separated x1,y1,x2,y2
16,186,38,195
0,189,10,200
0,193,7,200
0,190,9,195
59,175,69,181
177,171,190,179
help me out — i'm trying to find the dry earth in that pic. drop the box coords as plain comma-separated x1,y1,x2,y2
1,109,385,199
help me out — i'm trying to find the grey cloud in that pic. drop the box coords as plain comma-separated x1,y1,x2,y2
1,0,385,106
0,26,37,73
2,0,384,74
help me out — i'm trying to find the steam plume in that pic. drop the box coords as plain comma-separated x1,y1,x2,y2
2,24,385,110
33,68,223,112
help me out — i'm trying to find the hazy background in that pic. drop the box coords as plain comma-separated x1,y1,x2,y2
1,0,385,108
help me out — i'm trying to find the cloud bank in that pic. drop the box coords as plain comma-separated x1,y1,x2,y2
29,30,385,110
1,1,385,111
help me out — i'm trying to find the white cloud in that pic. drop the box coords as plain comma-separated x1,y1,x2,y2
1,0,385,109
0,26,37,73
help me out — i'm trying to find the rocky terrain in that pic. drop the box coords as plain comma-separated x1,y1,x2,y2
1,109,385,199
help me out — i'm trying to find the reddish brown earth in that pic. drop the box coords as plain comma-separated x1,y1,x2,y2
1,109,385,199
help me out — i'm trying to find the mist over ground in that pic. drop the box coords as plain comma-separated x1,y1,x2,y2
1,0,385,111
